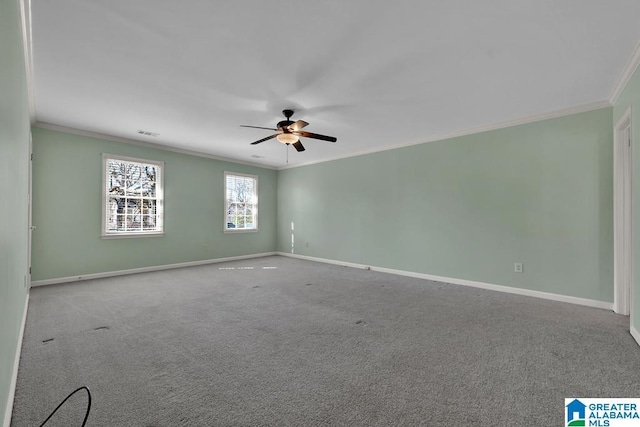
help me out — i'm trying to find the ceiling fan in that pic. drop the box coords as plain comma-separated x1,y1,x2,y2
240,109,337,152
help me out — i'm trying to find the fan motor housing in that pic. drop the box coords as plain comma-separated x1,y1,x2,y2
277,120,294,129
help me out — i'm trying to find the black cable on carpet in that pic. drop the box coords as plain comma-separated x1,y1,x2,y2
38,386,91,427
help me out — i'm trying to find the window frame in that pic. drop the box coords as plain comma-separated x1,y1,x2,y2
224,171,258,233
101,153,165,239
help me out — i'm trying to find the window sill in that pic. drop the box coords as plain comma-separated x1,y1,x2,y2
101,232,164,239
224,229,258,234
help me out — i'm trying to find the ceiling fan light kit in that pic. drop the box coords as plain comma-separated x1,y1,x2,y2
241,109,337,153
276,133,299,144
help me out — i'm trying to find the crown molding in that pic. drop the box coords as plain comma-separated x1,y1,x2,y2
610,40,640,105
33,122,277,170
35,96,610,173
279,100,611,170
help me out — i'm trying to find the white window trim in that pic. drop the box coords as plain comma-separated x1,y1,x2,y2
102,153,165,238
224,171,258,233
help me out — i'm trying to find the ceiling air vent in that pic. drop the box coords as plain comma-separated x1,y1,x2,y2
137,130,159,137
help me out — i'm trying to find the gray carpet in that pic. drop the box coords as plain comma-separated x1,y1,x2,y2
10,256,640,426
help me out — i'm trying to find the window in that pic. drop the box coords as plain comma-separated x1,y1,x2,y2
102,154,164,237
225,172,257,232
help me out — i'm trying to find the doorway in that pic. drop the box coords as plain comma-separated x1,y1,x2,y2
27,131,33,288
614,108,632,315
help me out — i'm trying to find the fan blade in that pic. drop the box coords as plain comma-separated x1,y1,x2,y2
292,141,305,152
240,125,278,131
289,120,309,131
293,131,337,142
250,134,277,145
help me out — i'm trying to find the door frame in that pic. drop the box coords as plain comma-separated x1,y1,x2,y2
27,131,33,288
613,107,632,315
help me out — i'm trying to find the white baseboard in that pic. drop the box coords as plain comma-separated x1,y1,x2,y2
631,325,640,348
278,252,373,271
4,292,29,427
277,252,613,311
31,252,278,287
30,249,618,311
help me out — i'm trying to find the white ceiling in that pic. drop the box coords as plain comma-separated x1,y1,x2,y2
30,0,640,168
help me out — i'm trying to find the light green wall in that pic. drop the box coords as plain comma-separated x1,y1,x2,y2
0,0,30,422
613,66,640,335
31,128,277,281
278,108,614,302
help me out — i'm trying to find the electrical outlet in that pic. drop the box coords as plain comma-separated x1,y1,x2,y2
514,262,523,273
